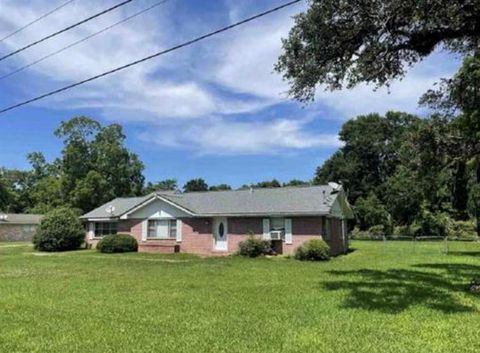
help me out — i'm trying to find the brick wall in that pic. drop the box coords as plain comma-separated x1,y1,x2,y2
0,224,38,242
180,218,217,256
327,218,347,255
84,216,347,256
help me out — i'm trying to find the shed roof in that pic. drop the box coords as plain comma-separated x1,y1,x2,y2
0,213,43,225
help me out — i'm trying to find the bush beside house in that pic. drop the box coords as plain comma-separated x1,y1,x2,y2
237,235,272,257
294,239,330,261
33,208,84,252
97,234,138,253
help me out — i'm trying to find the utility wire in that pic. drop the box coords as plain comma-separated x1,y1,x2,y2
0,0,135,63
0,0,303,115
0,0,170,81
0,0,76,44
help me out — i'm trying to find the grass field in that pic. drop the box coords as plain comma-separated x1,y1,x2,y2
1,241,480,353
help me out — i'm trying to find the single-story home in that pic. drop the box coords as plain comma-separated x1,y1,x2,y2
81,183,354,256
0,213,43,241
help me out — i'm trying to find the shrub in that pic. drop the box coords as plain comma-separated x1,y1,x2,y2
368,225,385,237
294,239,330,261
413,206,450,237
355,194,393,234
237,235,272,257
33,207,85,252
393,225,413,237
96,234,138,253
448,220,477,240
351,227,370,239
351,226,384,240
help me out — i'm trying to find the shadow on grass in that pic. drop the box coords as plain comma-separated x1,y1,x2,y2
322,263,480,314
446,251,480,257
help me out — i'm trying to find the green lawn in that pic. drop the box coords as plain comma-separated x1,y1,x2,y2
1,241,479,353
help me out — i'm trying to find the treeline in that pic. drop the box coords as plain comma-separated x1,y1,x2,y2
314,55,480,237
0,117,310,215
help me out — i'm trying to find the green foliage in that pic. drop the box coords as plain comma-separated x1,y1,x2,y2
368,225,385,237
237,235,272,257
209,184,232,191
276,0,479,102
294,239,330,261
283,179,310,187
448,220,477,240
183,178,208,192
383,166,422,225
355,194,392,234
33,207,84,252
412,205,451,237
240,179,282,190
96,234,138,253
315,112,420,202
144,179,178,194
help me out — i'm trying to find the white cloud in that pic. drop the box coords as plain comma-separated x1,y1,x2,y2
0,0,462,155
139,118,341,155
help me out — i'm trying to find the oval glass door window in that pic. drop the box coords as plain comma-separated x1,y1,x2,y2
218,222,225,238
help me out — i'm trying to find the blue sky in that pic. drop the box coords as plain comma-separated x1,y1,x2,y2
0,0,462,188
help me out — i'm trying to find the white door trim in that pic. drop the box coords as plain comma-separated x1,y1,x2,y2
212,217,228,251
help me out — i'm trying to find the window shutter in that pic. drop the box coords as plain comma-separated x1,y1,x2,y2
88,223,95,240
176,219,182,242
262,218,270,240
141,220,148,241
285,218,292,245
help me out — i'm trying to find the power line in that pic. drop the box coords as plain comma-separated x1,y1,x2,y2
0,0,135,63
0,0,170,81
0,0,76,44
0,0,303,115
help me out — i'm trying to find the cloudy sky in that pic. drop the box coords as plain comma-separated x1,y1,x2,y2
0,0,462,187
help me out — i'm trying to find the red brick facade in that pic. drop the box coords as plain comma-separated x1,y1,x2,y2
85,216,347,256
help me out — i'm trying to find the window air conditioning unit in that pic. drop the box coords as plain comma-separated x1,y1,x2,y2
270,230,284,240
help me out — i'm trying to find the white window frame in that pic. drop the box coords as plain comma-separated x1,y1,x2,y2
147,219,177,239
94,222,118,238
269,217,286,241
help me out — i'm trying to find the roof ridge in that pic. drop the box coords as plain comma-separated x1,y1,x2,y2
174,184,329,195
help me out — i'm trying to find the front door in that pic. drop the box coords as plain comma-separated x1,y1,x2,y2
213,217,228,251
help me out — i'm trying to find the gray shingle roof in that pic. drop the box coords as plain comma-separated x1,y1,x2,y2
81,195,151,219
161,185,338,216
0,213,43,225
81,185,344,219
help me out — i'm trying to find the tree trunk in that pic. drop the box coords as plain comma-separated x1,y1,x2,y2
476,159,480,237
452,159,469,220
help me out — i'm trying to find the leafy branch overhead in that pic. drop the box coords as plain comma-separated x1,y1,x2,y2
276,0,480,102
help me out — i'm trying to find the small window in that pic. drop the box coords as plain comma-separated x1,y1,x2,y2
322,217,330,240
169,220,177,238
270,218,285,231
270,218,285,240
148,219,177,239
94,222,117,237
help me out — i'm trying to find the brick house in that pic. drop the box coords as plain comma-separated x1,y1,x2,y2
81,183,354,256
0,213,43,241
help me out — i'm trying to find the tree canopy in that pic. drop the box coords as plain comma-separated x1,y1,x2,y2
183,178,209,192
276,0,480,102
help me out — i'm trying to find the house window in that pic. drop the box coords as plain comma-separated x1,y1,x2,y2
270,217,285,240
322,217,330,240
94,222,117,237
147,219,177,239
